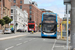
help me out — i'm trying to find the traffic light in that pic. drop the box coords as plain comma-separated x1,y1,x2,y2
15,23,18,26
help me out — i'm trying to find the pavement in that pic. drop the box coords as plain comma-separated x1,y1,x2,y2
0,32,29,38
0,32,69,50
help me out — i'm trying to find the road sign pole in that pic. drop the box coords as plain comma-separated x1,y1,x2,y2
64,0,71,50
66,4,69,50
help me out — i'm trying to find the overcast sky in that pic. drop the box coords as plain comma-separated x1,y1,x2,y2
32,0,65,18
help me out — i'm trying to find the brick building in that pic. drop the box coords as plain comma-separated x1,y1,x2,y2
0,0,11,29
57,16,62,32
11,0,42,31
40,9,53,13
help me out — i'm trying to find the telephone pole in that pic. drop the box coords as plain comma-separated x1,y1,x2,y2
71,0,75,50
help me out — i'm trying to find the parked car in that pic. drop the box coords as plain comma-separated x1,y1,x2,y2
17,29,22,32
22,29,26,32
17,29,26,32
21,29,25,32
4,28,11,34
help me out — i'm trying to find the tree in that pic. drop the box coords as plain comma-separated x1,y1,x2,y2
3,16,12,24
0,19,5,26
0,19,5,29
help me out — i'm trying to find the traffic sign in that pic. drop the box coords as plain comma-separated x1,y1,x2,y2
64,0,71,4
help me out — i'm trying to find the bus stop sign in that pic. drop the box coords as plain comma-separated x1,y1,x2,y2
64,0,71,4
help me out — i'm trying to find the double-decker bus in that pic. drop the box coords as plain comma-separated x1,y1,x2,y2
28,21,36,32
41,13,57,38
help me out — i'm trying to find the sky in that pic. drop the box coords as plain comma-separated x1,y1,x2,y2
32,0,65,18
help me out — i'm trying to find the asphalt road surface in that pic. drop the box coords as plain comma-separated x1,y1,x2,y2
0,32,67,50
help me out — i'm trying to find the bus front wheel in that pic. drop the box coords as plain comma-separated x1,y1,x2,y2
55,37,57,39
41,36,44,38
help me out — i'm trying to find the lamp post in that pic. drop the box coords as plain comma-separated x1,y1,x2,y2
66,4,69,50
14,2,17,33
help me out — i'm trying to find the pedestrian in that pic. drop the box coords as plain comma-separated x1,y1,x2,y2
32,29,33,34
11,27,14,33
68,28,70,36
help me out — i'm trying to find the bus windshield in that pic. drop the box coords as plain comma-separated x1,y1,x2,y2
42,14,57,33
28,25,34,28
43,14,56,24
43,24,56,33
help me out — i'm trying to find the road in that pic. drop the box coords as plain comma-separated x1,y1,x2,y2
0,32,67,50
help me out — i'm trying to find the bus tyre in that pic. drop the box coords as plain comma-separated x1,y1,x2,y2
41,36,44,38
55,37,57,39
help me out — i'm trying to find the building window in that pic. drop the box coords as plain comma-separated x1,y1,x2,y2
20,1,22,4
29,11,32,14
11,16,13,20
20,5,22,9
29,6,32,9
11,9,13,13
30,15,32,18
14,0,16,3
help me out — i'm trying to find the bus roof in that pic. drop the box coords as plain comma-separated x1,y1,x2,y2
41,13,57,22
42,12,57,15
28,21,35,23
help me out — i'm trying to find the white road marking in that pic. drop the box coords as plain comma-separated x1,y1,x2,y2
51,39,57,50
5,46,14,50
29,39,33,41
24,41,28,43
55,46,64,47
64,46,71,49
16,43,22,46
43,39,46,41
63,46,68,49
